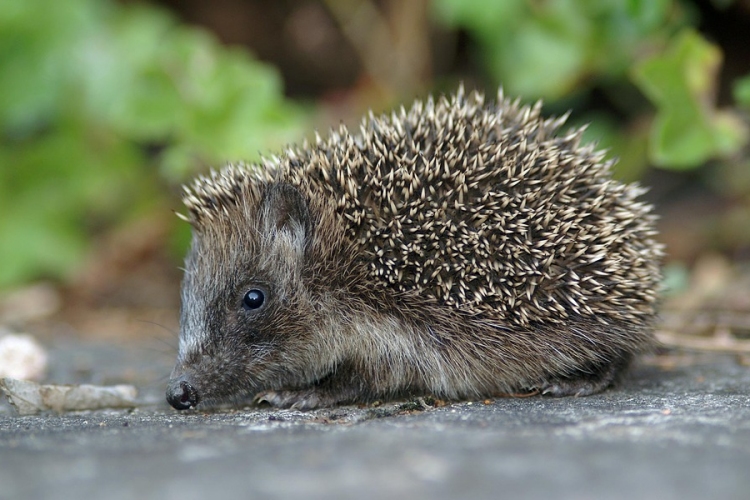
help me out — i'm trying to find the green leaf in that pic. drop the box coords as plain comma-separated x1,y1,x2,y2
632,29,748,169
624,0,673,31
432,0,525,38
734,73,750,109
491,14,588,99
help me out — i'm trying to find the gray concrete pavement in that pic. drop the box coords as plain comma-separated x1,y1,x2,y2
1,339,750,500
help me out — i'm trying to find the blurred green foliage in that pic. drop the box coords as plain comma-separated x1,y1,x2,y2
434,0,681,99
0,0,304,288
633,29,747,169
736,75,750,109
434,0,749,176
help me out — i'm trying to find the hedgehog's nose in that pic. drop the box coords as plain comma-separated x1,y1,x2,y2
166,376,200,410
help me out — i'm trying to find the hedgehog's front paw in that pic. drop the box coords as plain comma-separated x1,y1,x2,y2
254,389,325,410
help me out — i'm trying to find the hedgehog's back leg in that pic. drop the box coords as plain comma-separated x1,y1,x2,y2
539,353,633,397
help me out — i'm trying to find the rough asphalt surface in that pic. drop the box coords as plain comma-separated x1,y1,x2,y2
1,339,750,500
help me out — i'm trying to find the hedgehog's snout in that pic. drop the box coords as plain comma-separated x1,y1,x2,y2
166,375,200,410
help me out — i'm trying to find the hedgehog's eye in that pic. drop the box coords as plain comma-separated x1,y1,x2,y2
243,289,265,310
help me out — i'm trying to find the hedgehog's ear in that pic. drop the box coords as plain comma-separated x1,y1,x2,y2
261,182,311,245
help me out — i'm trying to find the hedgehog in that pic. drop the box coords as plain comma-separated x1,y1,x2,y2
166,87,663,411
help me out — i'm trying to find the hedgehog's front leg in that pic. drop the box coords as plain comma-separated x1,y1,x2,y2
254,388,347,410
253,364,374,410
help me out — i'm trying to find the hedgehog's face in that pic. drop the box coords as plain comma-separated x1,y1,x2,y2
166,183,326,410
